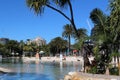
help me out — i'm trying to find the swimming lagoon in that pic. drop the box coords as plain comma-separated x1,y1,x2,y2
0,58,82,80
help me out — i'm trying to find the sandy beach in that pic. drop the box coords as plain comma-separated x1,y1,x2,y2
22,56,94,63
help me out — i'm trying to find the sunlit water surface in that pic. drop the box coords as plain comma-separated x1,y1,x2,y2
0,58,82,80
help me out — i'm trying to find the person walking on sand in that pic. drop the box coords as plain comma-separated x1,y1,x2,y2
35,51,40,60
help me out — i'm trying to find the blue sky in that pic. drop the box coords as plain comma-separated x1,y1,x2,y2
0,0,109,44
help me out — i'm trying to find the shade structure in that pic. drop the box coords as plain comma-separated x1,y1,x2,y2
39,51,44,54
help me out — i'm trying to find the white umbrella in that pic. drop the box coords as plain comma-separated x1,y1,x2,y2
39,51,44,54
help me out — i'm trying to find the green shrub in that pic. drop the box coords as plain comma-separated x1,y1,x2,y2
109,67,119,75
89,66,97,74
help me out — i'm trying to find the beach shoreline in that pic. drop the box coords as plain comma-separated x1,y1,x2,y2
22,56,94,63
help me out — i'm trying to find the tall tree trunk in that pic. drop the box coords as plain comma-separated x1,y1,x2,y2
47,2,79,38
117,56,119,66
68,0,79,37
68,35,71,55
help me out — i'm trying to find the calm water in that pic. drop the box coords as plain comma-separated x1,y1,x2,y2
0,58,82,80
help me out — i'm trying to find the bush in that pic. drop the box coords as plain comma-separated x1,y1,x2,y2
109,67,119,75
89,66,97,74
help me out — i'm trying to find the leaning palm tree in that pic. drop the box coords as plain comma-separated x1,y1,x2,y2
26,0,79,37
62,24,73,55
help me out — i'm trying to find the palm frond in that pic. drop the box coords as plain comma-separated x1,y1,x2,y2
52,0,69,8
26,0,48,15
62,24,73,38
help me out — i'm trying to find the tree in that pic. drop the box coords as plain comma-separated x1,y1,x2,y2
109,0,120,75
90,8,108,42
73,28,88,53
109,0,120,54
26,0,79,37
75,28,88,40
62,24,73,55
6,40,20,55
109,0,120,42
23,44,34,57
40,45,50,56
0,44,9,57
90,8,111,74
48,37,67,56
19,40,25,56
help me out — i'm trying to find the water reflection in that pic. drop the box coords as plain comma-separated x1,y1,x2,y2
2,73,50,80
60,62,63,73
0,58,82,80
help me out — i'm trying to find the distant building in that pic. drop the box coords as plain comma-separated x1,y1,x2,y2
26,37,46,46
32,37,46,46
0,38,9,45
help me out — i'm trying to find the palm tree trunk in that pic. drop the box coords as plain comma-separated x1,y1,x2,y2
117,56,119,66
68,35,71,55
68,0,79,38
46,3,79,38
46,4,71,22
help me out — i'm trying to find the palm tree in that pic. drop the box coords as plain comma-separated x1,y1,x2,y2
90,8,111,74
73,28,88,51
73,28,88,55
109,0,120,51
75,28,87,40
26,0,79,37
90,8,108,42
62,24,73,55
109,0,120,75
49,37,67,56
109,0,120,41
